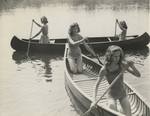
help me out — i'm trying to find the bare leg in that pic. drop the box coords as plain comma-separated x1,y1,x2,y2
76,56,83,73
119,96,131,116
107,99,118,111
68,58,77,74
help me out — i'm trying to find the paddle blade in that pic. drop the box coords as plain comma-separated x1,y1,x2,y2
82,107,92,116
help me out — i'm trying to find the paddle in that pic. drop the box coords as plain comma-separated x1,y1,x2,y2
26,20,34,56
115,20,117,37
86,38,103,65
82,64,129,116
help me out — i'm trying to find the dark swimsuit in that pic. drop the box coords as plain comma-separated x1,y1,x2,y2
106,65,127,99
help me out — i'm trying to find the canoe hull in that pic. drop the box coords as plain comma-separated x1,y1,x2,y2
11,36,65,53
64,44,150,116
11,32,150,53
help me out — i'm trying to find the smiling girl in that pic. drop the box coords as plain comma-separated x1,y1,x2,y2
67,23,96,74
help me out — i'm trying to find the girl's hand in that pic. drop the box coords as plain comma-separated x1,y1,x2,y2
90,101,97,109
126,60,134,67
84,36,89,41
32,19,35,22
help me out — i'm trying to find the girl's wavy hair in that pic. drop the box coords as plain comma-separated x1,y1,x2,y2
104,45,124,66
68,23,80,36
41,16,48,24
120,21,128,29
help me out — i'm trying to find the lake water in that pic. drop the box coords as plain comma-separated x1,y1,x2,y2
0,0,149,116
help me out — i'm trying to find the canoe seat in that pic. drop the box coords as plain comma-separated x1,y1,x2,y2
127,92,135,95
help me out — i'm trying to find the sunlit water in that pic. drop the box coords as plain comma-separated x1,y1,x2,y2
0,0,149,116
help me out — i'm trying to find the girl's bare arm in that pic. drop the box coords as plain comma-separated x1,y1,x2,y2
83,40,96,56
67,34,85,45
33,19,42,27
30,28,42,40
92,67,106,103
116,20,126,31
123,62,141,77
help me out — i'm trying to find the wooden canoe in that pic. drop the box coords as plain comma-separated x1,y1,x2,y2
11,32,149,53
64,44,150,116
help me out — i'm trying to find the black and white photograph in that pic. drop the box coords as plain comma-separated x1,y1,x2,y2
0,0,149,116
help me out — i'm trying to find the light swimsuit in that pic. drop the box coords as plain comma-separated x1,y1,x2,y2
39,35,49,44
119,29,127,40
106,65,127,99
67,36,82,59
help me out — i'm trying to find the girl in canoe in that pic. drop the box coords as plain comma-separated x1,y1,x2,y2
116,19,128,41
90,45,140,116
67,23,96,74
30,16,50,44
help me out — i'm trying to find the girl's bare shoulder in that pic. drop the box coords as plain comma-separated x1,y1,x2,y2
99,65,107,75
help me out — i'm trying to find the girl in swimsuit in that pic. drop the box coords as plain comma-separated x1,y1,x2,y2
116,19,128,41
90,45,140,116
67,23,96,74
30,16,49,44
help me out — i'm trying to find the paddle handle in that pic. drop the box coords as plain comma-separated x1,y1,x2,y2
82,65,129,116
115,20,117,36
26,20,34,55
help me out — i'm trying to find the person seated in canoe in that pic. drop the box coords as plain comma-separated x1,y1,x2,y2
30,16,50,44
90,45,140,116
116,19,128,41
67,23,96,74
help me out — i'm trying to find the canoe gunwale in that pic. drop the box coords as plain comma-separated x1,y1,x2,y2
11,32,150,52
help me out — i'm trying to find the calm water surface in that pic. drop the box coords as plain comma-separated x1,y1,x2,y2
0,0,149,116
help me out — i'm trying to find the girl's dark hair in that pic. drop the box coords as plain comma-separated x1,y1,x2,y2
68,23,80,36
104,45,124,65
120,21,128,29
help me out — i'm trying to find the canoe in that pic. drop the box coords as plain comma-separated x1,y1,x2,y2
64,43,150,116
11,32,149,53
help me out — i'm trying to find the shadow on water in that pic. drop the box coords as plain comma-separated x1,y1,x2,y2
12,51,64,82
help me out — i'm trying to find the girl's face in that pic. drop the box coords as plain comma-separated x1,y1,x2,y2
111,51,121,64
72,25,78,34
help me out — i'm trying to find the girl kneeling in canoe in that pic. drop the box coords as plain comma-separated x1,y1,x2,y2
91,45,140,116
67,23,96,74
30,16,50,44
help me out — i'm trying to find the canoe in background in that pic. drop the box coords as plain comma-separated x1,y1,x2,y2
11,32,149,53
64,43,150,116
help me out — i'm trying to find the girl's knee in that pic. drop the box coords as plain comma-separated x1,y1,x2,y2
70,68,77,74
107,99,117,111
109,104,118,111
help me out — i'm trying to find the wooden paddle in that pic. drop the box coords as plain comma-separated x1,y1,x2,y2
82,64,129,116
26,20,34,56
86,38,103,65
115,20,117,37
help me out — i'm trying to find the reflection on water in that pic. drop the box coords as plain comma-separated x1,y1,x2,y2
12,51,64,82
